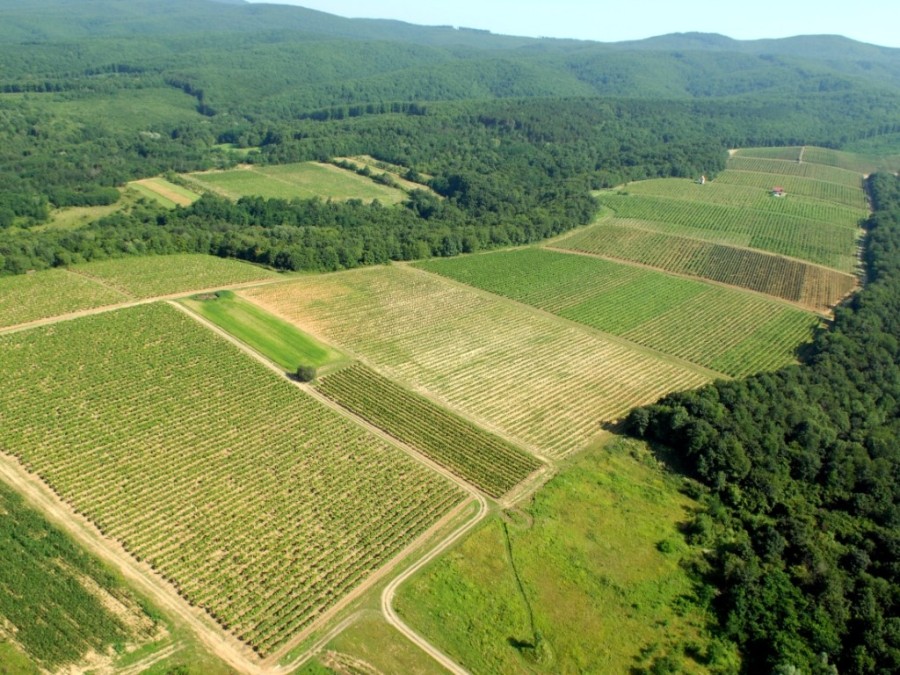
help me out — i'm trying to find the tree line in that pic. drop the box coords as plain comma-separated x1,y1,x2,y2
627,172,900,674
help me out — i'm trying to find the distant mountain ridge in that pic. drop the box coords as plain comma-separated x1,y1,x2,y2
0,0,898,110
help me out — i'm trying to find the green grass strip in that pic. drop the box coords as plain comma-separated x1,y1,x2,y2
181,291,343,371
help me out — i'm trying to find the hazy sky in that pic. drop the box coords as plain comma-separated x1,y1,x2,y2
246,0,900,48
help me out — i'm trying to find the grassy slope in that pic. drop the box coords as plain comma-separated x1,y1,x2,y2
396,438,733,674
181,290,345,371
186,163,407,204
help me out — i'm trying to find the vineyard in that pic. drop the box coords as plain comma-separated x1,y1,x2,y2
596,193,859,271
623,178,864,227
0,480,158,670
0,303,465,657
555,221,857,312
242,266,712,458
71,254,278,298
0,268,128,328
416,249,820,377
725,156,864,188
185,163,407,205
316,362,543,498
731,147,803,161
715,170,868,209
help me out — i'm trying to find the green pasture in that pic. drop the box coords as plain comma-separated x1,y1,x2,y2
186,162,407,204
181,290,344,371
396,438,733,674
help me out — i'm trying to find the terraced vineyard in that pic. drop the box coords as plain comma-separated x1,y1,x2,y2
0,269,128,329
555,222,857,312
243,266,712,458
0,303,465,657
417,249,820,377
316,363,542,497
597,193,858,271
71,254,278,298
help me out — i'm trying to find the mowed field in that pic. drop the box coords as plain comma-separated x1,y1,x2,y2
0,303,466,657
185,163,407,204
129,177,201,208
416,249,820,378
554,146,866,311
242,266,712,458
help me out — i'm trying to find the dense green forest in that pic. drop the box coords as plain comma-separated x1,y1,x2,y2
627,173,900,673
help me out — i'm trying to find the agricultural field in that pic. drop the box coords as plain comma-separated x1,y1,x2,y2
0,303,466,657
715,170,868,209
316,363,543,497
725,155,864,188
395,438,731,674
185,162,407,204
733,145,899,174
180,290,345,372
71,253,278,298
129,177,201,208
555,221,857,312
0,268,129,329
417,249,820,377
0,480,159,672
622,177,864,227
731,146,803,161
596,193,859,272
242,266,712,458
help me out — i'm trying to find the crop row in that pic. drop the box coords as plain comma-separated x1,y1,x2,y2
725,156,864,188
0,303,465,656
0,268,129,329
598,193,859,272
71,253,277,299
417,248,819,377
243,267,711,457
556,221,857,311
624,178,864,227
714,170,868,210
732,146,804,162
316,362,542,497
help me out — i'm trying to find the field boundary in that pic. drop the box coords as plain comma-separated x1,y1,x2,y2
544,244,847,316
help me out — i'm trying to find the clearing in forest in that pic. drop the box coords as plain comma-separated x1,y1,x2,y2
316,362,543,498
70,254,278,299
185,162,407,204
242,266,712,458
417,249,820,378
129,177,201,208
0,303,466,657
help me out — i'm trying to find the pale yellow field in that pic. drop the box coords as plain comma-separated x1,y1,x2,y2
242,266,711,458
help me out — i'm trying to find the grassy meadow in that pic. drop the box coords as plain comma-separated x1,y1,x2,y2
181,290,345,372
395,438,734,674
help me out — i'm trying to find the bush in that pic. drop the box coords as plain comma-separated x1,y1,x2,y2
296,364,317,382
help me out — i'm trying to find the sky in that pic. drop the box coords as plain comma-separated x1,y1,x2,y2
245,0,900,48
